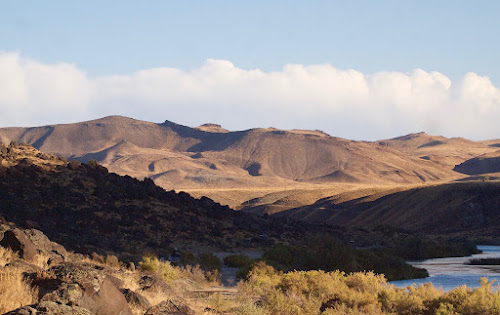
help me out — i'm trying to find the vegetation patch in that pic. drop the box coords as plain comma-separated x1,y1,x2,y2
233,263,500,315
393,237,480,260
223,254,253,268
252,235,428,281
468,257,500,265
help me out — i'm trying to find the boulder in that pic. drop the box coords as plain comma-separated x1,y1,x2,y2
5,259,42,273
24,229,68,266
0,228,37,262
24,229,68,257
106,274,126,290
80,278,132,315
121,288,152,310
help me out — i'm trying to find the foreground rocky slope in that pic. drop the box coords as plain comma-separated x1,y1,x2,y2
0,224,498,315
0,220,224,314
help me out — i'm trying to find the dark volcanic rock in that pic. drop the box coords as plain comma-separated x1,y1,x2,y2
121,288,152,311
6,301,92,315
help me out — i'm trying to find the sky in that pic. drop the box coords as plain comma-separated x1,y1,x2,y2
0,1,499,140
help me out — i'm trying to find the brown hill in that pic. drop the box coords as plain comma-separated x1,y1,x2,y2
271,181,500,240
0,116,466,191
377,132,498,169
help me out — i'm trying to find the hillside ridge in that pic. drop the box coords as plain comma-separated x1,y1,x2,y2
2,116,492,191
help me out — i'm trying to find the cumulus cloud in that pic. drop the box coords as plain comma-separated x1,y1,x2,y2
0,51,498,140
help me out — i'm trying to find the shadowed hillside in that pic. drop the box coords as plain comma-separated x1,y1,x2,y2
454,151,500,175
272,181,500,240
0,142,325,260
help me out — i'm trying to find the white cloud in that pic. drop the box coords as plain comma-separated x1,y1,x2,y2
0,52,91,126
0,51,498,140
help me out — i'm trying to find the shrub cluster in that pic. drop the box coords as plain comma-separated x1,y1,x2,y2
224,254,253,268
394,237,480,260
234,262,500,314
253,235,428,281
468,257,500,265
138,253,223,284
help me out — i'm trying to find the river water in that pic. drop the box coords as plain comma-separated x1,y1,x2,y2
390,245,500,291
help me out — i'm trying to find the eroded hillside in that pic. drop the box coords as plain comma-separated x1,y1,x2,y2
0,116,474,192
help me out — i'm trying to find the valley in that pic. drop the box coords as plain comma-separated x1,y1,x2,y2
1,116,500,313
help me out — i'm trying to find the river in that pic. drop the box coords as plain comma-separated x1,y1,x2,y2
390,245,500,291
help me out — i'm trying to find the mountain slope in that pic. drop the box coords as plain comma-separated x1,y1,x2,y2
377,132,498,169
273,182,500,239
0,116,466,190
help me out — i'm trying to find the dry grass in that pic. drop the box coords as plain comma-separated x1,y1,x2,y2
0,247,18,267
135,256,231,312
0,268,38,313
34,251,51,269
185,182,440,211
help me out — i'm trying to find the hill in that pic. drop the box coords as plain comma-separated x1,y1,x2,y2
0,116,468,192
377,132,498,169
270,181,500,241
0,142,325,260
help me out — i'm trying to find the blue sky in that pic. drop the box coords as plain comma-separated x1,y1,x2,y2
0,1,499,140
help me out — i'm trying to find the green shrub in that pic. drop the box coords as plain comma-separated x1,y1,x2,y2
138,255,179,283
224,254,253,268
197,253,222,272
394,238,480,260
263,244,295,269
468,257,500,265
259,236,426,281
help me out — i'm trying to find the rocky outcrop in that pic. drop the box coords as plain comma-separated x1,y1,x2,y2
0,229,38,263
0,227,68,267
28,263,132,315
7,301,92,315
0,223,181,315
